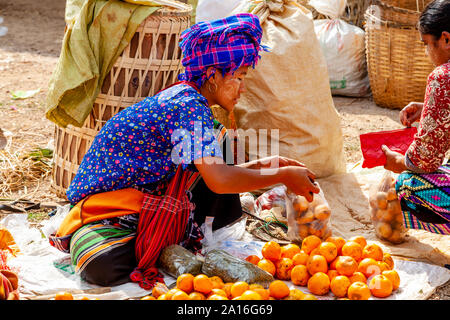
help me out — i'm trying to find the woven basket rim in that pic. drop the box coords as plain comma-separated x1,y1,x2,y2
364,11,418,28
374,0,423,14
153,3,192,17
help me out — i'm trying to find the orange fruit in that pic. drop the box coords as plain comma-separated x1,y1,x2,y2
326,236,346,255
281,243,301,259
362,243,384,261
291,265,310,286
176,273,194,294
335,256,358,277
349,236,367,249
208,294,228,300
275,257,294,280
349,272,367,284
369,275,393,298
230,281,249,299
140,295,156,300
284,289,305,300
245,255,261,265
193,274,213,295
330,275,351,298
79,296,91,300
341,241,363,261
262,241,282,261
358,258,381,279
165,288,182,300
55,291,74,300
249,283,264,290
269,280,290,299
152,282,169,298
157,294,168,300
292,251,309,266
307,272,330,296
306,254,328,275
239,290,262,300
318,241,338,263
309,247,321,256
327,269,339,281
347,282,371,300
253,288,270,300
171,291,190,300
222,282,234,299
383,253,395,270
378,261,390,273
209,276,225,289
207,288,228,299
188,292,206,300
382,270,400,291
301,235,322,255
257,259,276,276
302,294,318,300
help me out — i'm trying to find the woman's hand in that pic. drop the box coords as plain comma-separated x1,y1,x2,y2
381,145,407,173
240,155,306,170
399,102,423,127
280,166,320,202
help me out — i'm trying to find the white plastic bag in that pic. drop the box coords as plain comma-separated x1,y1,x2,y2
310,0,371,97
200,216,248,253
195,0,242,23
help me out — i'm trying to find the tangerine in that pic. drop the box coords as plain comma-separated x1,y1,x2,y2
325,236,346,255
284,289,305,300
292,251,309,266
165,288,182,300
349,236,367,249
269,280,290,299
327,269,339,281
209,276,225,289
358,258,381,279
257,259,276,276
230,281,249,299
341,241,363,261
262,241,282,261
55,292,74,300
152,282,169,298
330,275,351,298
306,254,328,275
275,258,294,280
208,294,228,300
188,292,206,300
307,272,330,296
347,282,371,300
301,235,322,255
382,270,400,291
239,290,262,300
193,274,213,295
318,241,338,263
368,275,393,298
335,256,358,277
140,295,156,300
383,253,395,270
349,272,367,284
253,288,270,300
281,243,301,259
245,255,261,265
302,294,318,300
222,282,234,299
176,273,194,294
157,294,168,300
171,291,190,300
291,265,310,286
362,243,384,261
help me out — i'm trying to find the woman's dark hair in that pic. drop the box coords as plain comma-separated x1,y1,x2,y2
418,0,450,39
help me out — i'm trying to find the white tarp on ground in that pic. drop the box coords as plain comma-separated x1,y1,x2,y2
1,211,449,300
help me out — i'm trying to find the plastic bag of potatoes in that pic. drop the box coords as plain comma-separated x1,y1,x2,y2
285,183,332,243
369,171,407,244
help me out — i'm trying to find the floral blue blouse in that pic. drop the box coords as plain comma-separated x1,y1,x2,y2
66,83,222,204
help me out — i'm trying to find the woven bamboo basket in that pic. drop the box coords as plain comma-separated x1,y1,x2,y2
51,5,191,199
381,0,433,11
364,1,434,109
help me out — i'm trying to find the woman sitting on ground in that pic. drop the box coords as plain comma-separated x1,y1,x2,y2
382,0,449,236
50,13,319,287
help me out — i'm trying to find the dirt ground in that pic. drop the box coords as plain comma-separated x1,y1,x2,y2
0,0,448,300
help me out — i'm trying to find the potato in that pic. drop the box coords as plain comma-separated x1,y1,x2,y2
395,211,404,224
387,200,402,215
376,192,388,209
389,230,405,244
296,210,314,224
376,222,393,239
380,209,394,223
387,188,397,201
293,196,309,213
375,209,388,221
314,204,331,220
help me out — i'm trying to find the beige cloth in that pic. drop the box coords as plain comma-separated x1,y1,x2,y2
231,0,346,178
318,165,450,266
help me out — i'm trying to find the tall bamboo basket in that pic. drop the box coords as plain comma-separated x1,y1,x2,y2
51,5,191,199
381,0,433,11
364,0,434,109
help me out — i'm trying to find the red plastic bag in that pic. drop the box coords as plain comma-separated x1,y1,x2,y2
359,127,417,168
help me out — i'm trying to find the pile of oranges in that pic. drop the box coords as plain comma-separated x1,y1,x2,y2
140,273,317,300
245,235,400,300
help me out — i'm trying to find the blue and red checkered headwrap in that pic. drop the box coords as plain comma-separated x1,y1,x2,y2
178,13,268,88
